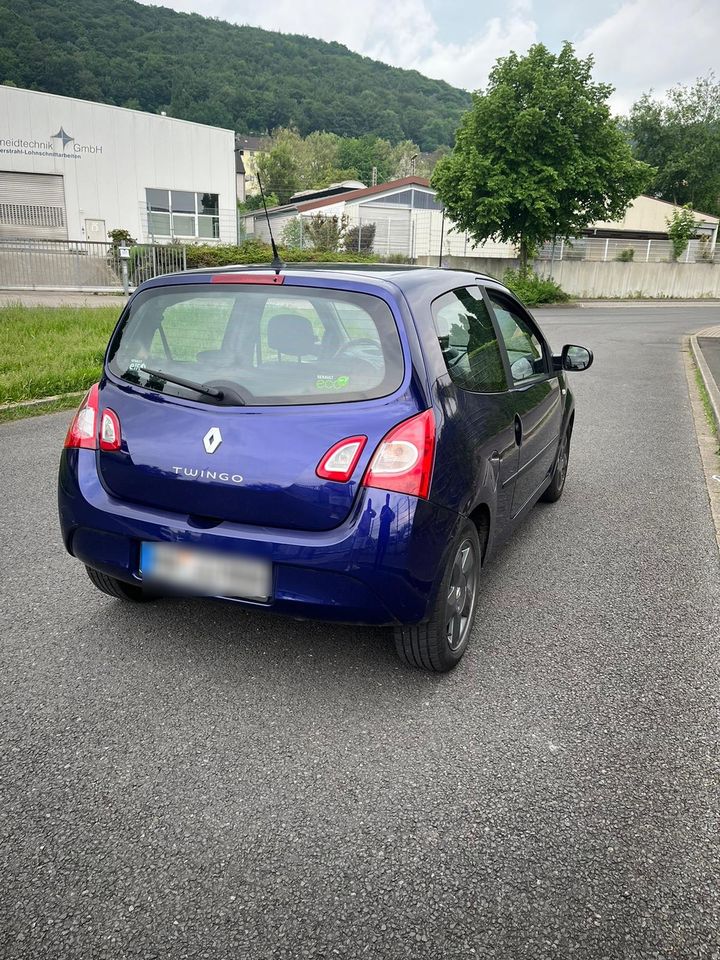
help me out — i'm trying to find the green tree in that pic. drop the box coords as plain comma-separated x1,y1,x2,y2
256,129,303,204
256,128,357,203
432,42,653,272
666,206,698,260
627,74,720,216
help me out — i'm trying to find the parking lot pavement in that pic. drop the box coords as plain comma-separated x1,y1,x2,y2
1,305,719,959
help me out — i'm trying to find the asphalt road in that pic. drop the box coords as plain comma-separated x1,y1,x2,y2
2,304,720,960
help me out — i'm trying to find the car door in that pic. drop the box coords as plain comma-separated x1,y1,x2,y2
484,288,563,518
429,285,518,532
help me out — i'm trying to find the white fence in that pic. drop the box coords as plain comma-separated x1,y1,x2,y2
0,239,187,291
537,236,718,264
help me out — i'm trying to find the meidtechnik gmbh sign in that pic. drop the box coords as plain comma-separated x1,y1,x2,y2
0,126,103,160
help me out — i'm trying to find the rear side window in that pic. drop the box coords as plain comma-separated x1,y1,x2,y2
431,287,506,393
107,284,405,406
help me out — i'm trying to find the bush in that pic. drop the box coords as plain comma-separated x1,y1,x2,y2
503,269,569,305
666,206,698,260
382,252,412,263
280,217,303,249
303,213,348,252
184,240,379,269
616,248,635,261
108,227,136,246
344,222,376,254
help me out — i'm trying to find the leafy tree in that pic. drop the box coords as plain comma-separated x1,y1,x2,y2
627,74,720,216
666,206,698,260
256,128,355,203
0,0,468,150
432,42,653,272
237,193,279,213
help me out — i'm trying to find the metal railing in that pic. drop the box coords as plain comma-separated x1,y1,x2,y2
0,238,187,291
537,236,718,263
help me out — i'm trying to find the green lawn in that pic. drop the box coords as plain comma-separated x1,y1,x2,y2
0,298,376,415
0,304,120,405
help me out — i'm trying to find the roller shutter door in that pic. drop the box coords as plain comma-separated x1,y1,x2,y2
0,172,68,239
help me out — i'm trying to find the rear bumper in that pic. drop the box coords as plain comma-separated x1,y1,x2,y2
58,449,463,625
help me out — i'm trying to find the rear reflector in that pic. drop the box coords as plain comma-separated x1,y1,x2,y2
363,409,436,499
211,273,284,285
316,436,367,483
64,384,99,450
99,408,122,451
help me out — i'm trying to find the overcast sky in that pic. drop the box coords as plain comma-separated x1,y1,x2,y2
138,0,718,114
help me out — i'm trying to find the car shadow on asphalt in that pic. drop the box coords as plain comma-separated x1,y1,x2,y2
82,591,456,701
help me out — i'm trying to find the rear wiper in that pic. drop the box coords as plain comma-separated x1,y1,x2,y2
140,366,225,401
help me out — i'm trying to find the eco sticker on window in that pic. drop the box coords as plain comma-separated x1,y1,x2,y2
315,374,350,391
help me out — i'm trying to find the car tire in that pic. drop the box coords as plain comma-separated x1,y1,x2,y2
393,519,481,673
541,426,571,503
85,566,153,602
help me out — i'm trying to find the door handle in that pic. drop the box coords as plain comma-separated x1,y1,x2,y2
514,414,523,447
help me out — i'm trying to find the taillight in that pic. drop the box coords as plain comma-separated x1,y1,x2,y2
64,385,122,452
363,409,436,499
99,408,121,451
316,436,367,482
64,384,99,449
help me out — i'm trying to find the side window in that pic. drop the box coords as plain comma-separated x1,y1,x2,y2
431,287,507,393
148,297,234,362
487,293,546,384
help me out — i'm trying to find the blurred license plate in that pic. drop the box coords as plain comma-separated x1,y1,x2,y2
140,543,271,601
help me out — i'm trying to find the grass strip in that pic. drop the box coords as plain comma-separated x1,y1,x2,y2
0,393,82,425
0,304,119,405
694,360,720,451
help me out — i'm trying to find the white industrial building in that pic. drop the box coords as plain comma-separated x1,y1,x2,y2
0,85,238,245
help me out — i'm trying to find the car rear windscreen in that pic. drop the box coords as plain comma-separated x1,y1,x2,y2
107,283,405,406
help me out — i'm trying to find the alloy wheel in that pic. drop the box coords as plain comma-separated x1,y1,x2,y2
445,539,478,651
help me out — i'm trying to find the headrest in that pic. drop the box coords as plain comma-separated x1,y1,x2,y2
267,313,316,358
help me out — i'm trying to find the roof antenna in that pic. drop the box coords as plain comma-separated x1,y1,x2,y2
257,173,284,273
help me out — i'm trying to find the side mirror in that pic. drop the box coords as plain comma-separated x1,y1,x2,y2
557,344,593,372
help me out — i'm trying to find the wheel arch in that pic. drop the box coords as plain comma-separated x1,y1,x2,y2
468,501,492,562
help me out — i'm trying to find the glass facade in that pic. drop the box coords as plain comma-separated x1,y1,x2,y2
363,188,442,211
145,189,220,239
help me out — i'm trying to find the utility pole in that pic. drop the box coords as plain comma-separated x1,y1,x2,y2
371,166,377,187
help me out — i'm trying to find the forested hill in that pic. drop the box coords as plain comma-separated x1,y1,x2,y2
0,0,470,150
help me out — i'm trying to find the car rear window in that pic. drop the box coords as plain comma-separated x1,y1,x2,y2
107,283,405,406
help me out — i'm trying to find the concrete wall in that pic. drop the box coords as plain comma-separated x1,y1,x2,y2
417,255,520,278
418,255,720,298
544,260,720,298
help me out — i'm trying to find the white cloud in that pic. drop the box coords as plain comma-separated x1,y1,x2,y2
576,0,720,113
137,0,538,91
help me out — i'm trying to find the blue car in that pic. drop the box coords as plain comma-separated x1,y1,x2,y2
58,265,592,671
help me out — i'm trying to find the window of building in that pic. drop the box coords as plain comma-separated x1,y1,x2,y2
432,287,507,393
145,189,220,239
362,188,442,211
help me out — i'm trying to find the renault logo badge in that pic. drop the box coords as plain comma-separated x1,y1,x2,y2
203,427,222,454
